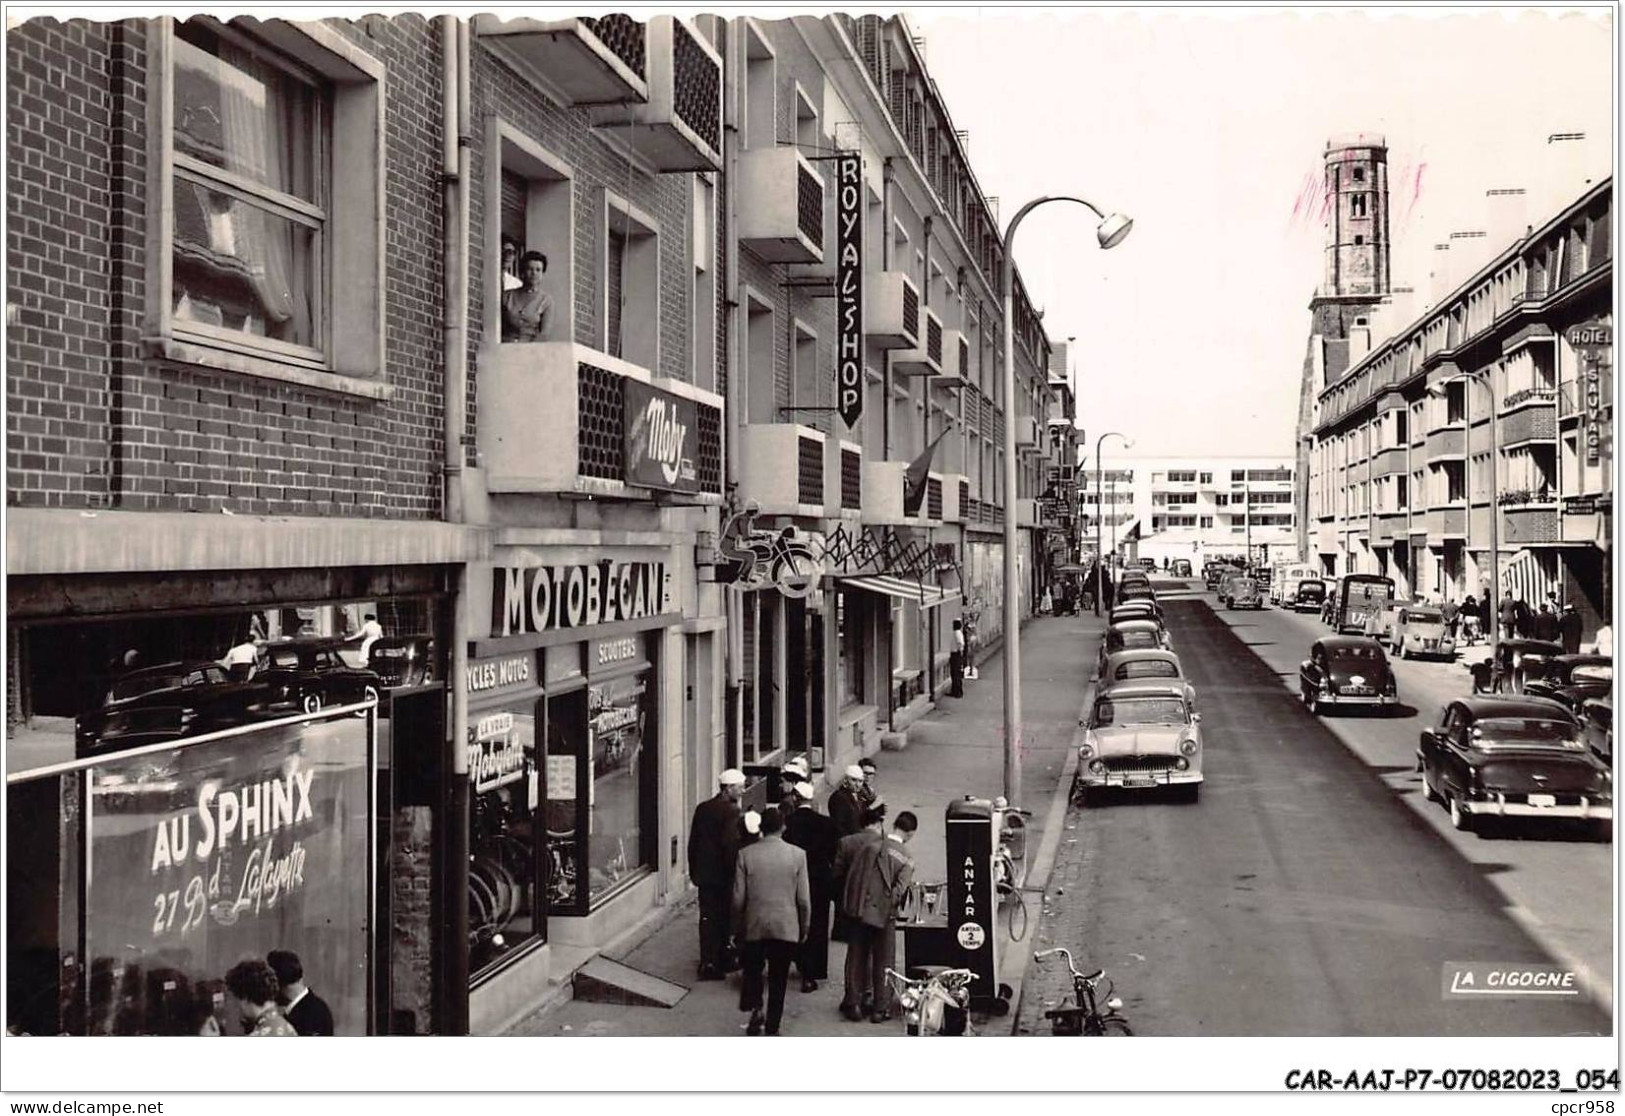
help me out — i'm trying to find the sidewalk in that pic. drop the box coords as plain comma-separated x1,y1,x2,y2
505,611,1103,1037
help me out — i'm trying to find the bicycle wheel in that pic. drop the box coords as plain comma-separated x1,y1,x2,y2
771,547,816,599
1006,888,1028,942
1099,1014,1134,1036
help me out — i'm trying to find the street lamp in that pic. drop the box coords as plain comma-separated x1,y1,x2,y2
1094,431,1133,616
1429,372,1500,674
1000,196,1132,804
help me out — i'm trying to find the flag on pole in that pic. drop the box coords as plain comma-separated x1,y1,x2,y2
903,430,949,517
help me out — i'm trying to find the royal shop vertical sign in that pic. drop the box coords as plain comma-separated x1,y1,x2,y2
836,153,864,429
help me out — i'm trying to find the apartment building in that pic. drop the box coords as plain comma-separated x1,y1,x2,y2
6,13,1062,1035
1305,178,1612,639
1079,457,1297,567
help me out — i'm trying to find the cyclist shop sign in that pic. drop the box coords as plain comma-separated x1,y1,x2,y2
494,561,675,637
624,379,700,493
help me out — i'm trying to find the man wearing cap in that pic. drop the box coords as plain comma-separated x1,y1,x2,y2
779,755,810,814
784,781,839,992
687,769,745,980
829,765,867,838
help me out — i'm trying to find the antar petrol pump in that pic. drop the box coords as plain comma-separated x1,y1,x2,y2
901,796,1013,1015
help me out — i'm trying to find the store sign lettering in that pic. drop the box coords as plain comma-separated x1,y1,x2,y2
468,654,531,693
1571,325,1612,468
468,716,525,795
836,153,864,429
596,637,640,666
624,380,699,492
494,561,673,637
149,768,316,872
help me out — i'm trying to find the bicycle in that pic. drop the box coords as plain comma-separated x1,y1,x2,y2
992,799,1032,941
1033,947,1133,1036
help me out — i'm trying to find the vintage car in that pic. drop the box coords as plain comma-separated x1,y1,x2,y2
75,660,274,755
1171,559,1193,578
1222,577,1263,610
1388,605,1457,660
1203,564,1229,591
256,637,383,714
1075,679,1203,803
1135,557,1159,571
366,636,437,689
1530,662,1612,713
1299,636,1398,714
1096,620,1172,679
1116,583,1158,608
1416,696,1612,837
1579,697,1612,762
1101,648,1198,713
1524,654,1613,703
1291,578,1327,614
1109,600,1164,625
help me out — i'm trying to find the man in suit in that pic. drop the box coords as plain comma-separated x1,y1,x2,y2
833,806,909,1022
1559,603,1584,655
828,765,867,838
687,768,745,980
731,807,810,1036
783,781,839,992
266,950,334,1036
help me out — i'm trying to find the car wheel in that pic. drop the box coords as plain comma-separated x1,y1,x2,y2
1421,762,1440,803
301,692,323,715
1447,792,1474,833
356,683,381,717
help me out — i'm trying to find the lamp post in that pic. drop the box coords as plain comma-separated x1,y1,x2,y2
1000,196,1131,804
1431,372,1500,674
1093,431,1132,616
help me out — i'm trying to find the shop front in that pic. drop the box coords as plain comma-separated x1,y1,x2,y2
465,546,690,1032
5,555,459,1037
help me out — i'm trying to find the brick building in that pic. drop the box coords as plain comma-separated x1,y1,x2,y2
6,12,1063,1035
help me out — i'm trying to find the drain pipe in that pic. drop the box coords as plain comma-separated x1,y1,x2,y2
722,15,745,753
882,158,894,458
439,13,472,1036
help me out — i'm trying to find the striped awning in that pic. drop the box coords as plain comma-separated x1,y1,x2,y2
837,574,961,608
1498,548,1561,605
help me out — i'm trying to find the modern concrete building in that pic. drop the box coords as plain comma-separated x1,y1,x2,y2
1079,456,1297,568
1304,176,1612,639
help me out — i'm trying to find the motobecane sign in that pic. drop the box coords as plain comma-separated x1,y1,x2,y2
836,153,864,429
494,560,675,637
624,378,699,492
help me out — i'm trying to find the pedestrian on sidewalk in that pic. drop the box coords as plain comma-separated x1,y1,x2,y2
687,768,745,980
949,619,966,698
1533,602,1560,643
830,803,885,948
858,758,879,810
732,807,809,1036
1440,596,1460,640
829,765,866,838
1559,604,1584,655
1499,595,1519,641
780,755,811,813
784,781,838,992
836,810,917,1024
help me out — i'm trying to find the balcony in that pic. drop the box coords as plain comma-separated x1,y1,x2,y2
588,17,722,172
943,474,968,523
737,423,827,516
1428,507,1467,537
472,15,649,106
1500,401,1557,448
825,440,864,518
926,473,945,522
1015,498,1040,528
865,271,921,350
1371,446,1407,478
736,148,824,263
894,307,944,377
1425,425,1466,461
1502,505,1561,545
1014,414,1041,452
479,342,723,503
861,461,915,526
936,330,970,388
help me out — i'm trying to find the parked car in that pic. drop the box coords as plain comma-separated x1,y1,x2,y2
1075,680,1203,803
1523,654,1613,702
1110,601,1164,626
1223,577,1263,610
1416,696,1611,838
1299,636,1398,715
1097,621,1172,679
366,637,437,689
1117,583,1158,608
1529,662,1613,714
1388,605,1457,660
256,638,383,714
1100,648,1198,713
1579,696,1612,762
1204,564,1229,591
1291,578,1327,614
76,660,273,755
1171,559,1192,578
1135,557,1158,571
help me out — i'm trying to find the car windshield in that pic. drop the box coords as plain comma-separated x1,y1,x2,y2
1092,697,1188,727
109,672,185,701
1404,609,1443,623
1117,661,1178,680
1470,718,1585,751
1327,644,1382,662
1112,631,1161,651
1299,581,1325,593
1235,579,1257,592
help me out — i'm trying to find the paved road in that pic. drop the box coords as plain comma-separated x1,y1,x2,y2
1016,579,1611,1036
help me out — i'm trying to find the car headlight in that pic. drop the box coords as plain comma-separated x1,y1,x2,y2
1174,757,1190,771
1089,760,1106,775
899,990,919,1010
1080,733,1096,760
1179,737,1198,756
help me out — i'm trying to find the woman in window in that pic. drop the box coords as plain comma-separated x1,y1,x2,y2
501,250,553,343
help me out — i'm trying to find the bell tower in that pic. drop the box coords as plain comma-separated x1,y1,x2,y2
1323,134,1391,299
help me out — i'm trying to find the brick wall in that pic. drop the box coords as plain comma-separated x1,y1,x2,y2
390,806,436,1034
6,15,447,518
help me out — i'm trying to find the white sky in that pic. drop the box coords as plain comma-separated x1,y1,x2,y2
907,4,1615,458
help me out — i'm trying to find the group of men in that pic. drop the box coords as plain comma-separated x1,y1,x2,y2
686,758,918,1036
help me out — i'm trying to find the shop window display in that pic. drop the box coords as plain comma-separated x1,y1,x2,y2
467,707,538,975
586,673,650,902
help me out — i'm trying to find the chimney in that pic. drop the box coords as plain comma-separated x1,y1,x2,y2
1543,132,1598,212
1447,229,1488,294
1427,242,1453,309
1484,188,1529,252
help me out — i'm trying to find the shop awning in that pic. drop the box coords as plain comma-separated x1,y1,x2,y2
838,574,961,608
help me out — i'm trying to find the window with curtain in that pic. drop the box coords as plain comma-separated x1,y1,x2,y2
170,20,326,359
